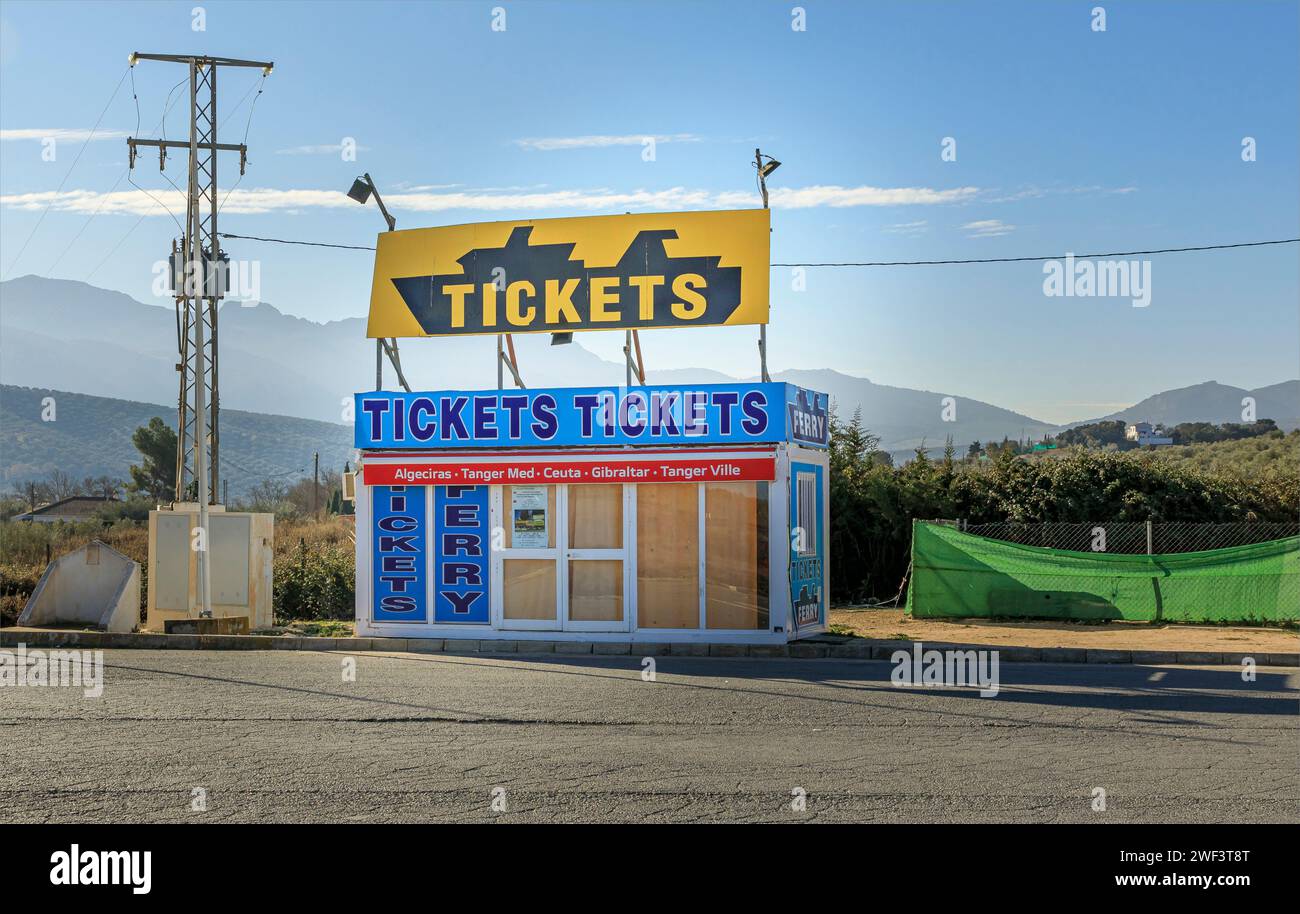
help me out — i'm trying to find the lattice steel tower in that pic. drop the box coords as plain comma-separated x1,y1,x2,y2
126,53,273,506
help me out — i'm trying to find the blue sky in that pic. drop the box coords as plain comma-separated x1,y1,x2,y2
1,0,1297,424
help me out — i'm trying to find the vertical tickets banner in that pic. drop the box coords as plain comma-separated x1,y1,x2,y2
789,463,825,631
373,485,428,622
433,486,491,623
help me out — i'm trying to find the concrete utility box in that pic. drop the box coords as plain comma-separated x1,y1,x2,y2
19,540,141,633
145,504,274,632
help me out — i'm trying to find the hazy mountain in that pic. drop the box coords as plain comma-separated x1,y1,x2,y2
0,275,1059,453
0,275,656,425
772,368,1057,454
0,384,352,498
2,276,1294,465
1081,380,1300,431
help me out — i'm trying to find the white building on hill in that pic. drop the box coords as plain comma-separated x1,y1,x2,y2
1125,422,1173,446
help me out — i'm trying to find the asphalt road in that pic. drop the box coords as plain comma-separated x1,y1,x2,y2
2,649,1296,823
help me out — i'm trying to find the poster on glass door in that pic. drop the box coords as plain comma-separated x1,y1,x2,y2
511,485,549,547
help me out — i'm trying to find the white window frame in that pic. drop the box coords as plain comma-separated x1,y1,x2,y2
563,484,633,633
796,471,817,556
491,484,633,633
626,481,775,634
491,485,563,631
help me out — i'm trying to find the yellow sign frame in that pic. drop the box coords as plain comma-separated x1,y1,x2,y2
366,208,770,338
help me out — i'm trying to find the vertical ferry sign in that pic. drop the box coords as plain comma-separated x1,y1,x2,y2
433,485,490,624
366,209,769,337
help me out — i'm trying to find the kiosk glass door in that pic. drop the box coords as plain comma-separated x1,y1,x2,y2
499,484,561,629
565,484,630,632
496,483,630,632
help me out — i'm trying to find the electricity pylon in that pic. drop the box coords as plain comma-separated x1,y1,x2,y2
127,52,272,615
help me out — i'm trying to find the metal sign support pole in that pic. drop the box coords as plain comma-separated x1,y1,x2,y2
756,147,773,384
624,330,633,388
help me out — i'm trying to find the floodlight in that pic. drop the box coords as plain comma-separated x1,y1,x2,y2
347,176,373,205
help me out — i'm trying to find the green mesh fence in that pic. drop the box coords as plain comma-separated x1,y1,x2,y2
905,521,1300,623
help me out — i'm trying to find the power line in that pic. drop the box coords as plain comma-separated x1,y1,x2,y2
218,72,263,132
1,66,131,279
72,70,224,277
46,168,129,275
216,231,1300,264
48,68,154,276
84,213,146,282
772,238,1300,267
127,170,184,234
53,68,190,278
220,232,376,251
216,73,268,217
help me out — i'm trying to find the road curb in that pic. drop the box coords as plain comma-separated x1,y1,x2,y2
0,628,1294,666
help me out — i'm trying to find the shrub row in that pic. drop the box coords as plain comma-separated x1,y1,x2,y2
828,411,1300,604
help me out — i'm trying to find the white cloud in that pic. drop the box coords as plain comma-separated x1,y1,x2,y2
751,185,979,209
985,184,1138,203
392,182,464,191
962,219,1015,238
275,142,371,155
514,133,702,151
407,186,723,212
883,220,929,235
0,128,129,142
0,187,352,216
1,182,984,217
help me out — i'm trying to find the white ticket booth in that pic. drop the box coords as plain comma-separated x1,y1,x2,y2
353,382,829,645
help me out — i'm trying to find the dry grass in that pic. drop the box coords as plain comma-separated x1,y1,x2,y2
830,607,1299,653
0,515,354,624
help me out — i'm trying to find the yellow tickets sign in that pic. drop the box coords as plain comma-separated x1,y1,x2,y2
366,208,769,338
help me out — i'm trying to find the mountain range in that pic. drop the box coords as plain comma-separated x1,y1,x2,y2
1082,380,1300,430
0,275,1295,488
0,384,353,499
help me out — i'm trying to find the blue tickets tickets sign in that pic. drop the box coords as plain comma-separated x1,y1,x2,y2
355,382,828,450
372,485,428,622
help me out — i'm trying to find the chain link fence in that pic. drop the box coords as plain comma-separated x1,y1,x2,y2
954,520,1299,555
910,520,1299,622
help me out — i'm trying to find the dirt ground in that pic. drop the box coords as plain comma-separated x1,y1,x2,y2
829,608,1299,653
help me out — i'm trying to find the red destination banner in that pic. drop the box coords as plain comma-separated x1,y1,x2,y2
363,455,776,486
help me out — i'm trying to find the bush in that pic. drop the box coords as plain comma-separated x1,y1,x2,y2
273,539,356,622
95,498,155,525
828,411,1300,605
0,564,43,625
0,515,356,625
